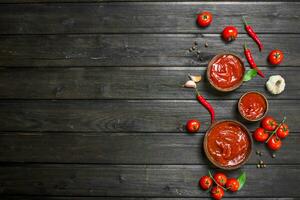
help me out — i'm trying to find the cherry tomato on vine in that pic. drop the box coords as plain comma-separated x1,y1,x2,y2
199,175,213,190
253,127,269,142
186,119,200,133
211,186,224,200
222,26,238,42
276,123,289,139
261,116,277,131
213,172,227,186
268,49,284,65
226,178,239,192
267,135,282,151
197,11,213,27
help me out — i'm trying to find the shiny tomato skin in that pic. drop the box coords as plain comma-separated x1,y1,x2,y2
213,172,227,186
268,49,284,65
276,123,289,139
211,186,224,200
199,175,213,190
226,178,239,192
197,11,213,27
253,127,269,142
186,119,200,133
261,116,278,131
267,135,282,151
222,26,238,41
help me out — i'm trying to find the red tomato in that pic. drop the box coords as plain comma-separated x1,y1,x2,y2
213,172,227,186
253,127,269,142
222,26,238,42
226,178,239,192
261,116,278,131
276,123,289,139
186,119,200,133
267,135,282,151
197,11,213,27
211,186,224,200
199,175,213,190
268,49,284,65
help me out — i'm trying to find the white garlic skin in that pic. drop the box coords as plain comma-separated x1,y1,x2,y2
266,75,286,95
184,80,197,88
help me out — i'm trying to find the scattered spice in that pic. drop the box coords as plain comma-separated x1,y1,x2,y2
257,164,260,168
256,150,260,155
244,42,265,78
259,160,264,165
194,41,198,45
205,42,208,47
272,154,276,158
242,16,264,51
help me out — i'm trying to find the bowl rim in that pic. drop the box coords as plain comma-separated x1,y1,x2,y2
206,53,245,92
238,91,269,122
203,119,253,170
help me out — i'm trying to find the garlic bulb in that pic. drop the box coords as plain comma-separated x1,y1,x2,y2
266,75,286,95
183,80,197,88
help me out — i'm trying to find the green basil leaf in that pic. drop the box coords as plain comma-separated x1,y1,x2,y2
237,172,246,190
243,69,257,82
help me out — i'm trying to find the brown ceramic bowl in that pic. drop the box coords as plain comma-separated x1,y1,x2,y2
238,91,269,122
207,53,245,92
203,120,252,170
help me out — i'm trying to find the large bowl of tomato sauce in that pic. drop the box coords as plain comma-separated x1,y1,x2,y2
204,120,252,170
207,53,245,92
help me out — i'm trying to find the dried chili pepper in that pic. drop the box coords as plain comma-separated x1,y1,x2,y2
195,89,215,124
242,16,264,51
244,42,265,78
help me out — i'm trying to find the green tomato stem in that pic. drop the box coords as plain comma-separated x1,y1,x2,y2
208,170,227,191
265,116,286,143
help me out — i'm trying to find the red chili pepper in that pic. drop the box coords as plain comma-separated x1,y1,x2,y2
195,90,215,124
244,42,265,78
242,16,264,51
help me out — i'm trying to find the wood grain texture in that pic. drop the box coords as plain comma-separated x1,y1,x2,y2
0,132,298,164
0,100,298,133
0,2,299,34
0,164,299,197
0,34,299,67
0,67,298,100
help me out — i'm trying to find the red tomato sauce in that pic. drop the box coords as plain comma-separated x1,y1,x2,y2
209,54,244,89
239,92,267,120
207,121,250,167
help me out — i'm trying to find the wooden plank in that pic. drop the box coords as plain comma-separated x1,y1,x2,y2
0,2,299,34
0,132,298,164
0,100,298,132
0,34,299,67
0,67,298,100
0,164,299,197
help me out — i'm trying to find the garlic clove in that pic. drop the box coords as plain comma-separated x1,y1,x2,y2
183,80,197,88
266,75,286,95
188,74,202,83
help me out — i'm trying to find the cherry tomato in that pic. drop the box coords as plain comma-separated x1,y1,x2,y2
276,123,289,139
197,11,213,27
199,175,213,190
222,26,238,42
211,186,224,200
261,116,278,131
268,49,284,65
253,127,269,142
186,119,200,133
213,172,227,186
267,135,282,151
226,178,239,192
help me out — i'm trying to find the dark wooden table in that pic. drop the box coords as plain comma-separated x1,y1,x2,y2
0,1,299,200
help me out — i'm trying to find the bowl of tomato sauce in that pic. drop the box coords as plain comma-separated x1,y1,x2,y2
238,91,268,122
207,53,245,92
204,120,252,170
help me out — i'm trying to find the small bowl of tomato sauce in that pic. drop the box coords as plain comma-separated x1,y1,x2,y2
204,120,252,170
207,53,245,92
238,91,268,122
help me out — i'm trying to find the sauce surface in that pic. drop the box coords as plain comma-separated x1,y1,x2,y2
207,121,250,167
209,54,244,89
239,92,267,120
